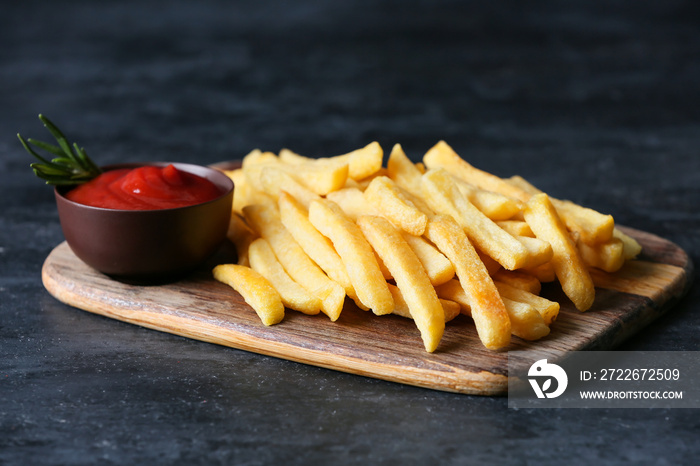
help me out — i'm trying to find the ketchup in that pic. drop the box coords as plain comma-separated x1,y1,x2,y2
65,164,224,210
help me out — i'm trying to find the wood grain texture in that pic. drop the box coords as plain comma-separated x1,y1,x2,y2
41,227,692,395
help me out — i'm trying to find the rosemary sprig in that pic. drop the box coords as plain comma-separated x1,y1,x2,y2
18,114,102,185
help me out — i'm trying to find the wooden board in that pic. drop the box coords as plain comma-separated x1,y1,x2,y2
41,226,692,396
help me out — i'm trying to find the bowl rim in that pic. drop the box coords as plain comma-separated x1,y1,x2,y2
55,162,234,213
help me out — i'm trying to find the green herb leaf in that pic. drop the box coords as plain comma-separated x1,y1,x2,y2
19,115,102,186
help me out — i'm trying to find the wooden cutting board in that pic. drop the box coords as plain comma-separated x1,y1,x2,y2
41,225,692,395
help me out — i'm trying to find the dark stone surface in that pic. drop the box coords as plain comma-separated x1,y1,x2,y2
1,1,699,464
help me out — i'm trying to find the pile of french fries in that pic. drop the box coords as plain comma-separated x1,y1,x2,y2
212,141,641,352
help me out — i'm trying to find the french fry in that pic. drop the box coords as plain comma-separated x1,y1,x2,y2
248,238,322,315
363,176,428,236
523,193,595,311
279,145,377,184
227,213,257,267
494,281,560,325
287,159,349,195
424,141,531,202
614,228,642,260
395,185,435,216
213,264,285,326
277,192,359,305
225,168,274,215
354,168,389,190
326,187,376,221
358,215,445,352
241,153,280,186
433,279,471,313
309,199,394,315
552,198,615,245
453,177,523,221
578,237,625,273
492,269,542,295
386,143,423,197
523,261,557,283
434,279,549,340
425,215,511,350
507,175,615,245
421,168,530,271
287,142,383,180
500,298,551,341
260,166,320,208
335,141,384,180
401,232,455,286
515,235,554,269
388,284,460,322
476,249,503,276
243,203,345,321
242,149,278,168
278,148,312,164
496,220,534,238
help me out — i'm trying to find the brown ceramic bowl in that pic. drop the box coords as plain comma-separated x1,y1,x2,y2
55,162,234,280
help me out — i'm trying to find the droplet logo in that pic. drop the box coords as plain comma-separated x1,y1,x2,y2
528,359,568,399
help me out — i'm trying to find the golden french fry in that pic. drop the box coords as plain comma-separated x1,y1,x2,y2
363,176,428,236
421,168,530,271
401,232,455,286
374,250,393,280
476,249,503,276
260,166,320,208
433,279,471,313
552,198,615,245
523,261,557,283
289,142,383,180
325,187,376,221
500,298,551,341
424,141,531,202
507,175,615,245
241,153,280,187
496,220,534,237
277,192,359,305
227,213,257,267
358,216,445,352
309,199,394,315
278,148,311,164
278,149,351,194
492,269,542,295
425,215,511,350
578,237,625,273
243,203,345,321
434,279,548,340
395,185,435,216
523,193,595,311
354,168,388,190
336,141,384,180
516,235,554,269
614,228,642,259
452,177,523,221
388,284,460,322
274,159,349,195
386,143,423,196
494,281,560,325
279,145,380,183
248,238,322,315
242,149,278,168
225,168,274,215
213,264,285,326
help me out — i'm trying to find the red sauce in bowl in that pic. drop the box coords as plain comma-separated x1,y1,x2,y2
65,164,224,210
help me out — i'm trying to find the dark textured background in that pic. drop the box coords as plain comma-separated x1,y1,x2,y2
2,1,699,464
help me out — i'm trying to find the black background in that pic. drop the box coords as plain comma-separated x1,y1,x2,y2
2,1,699,464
